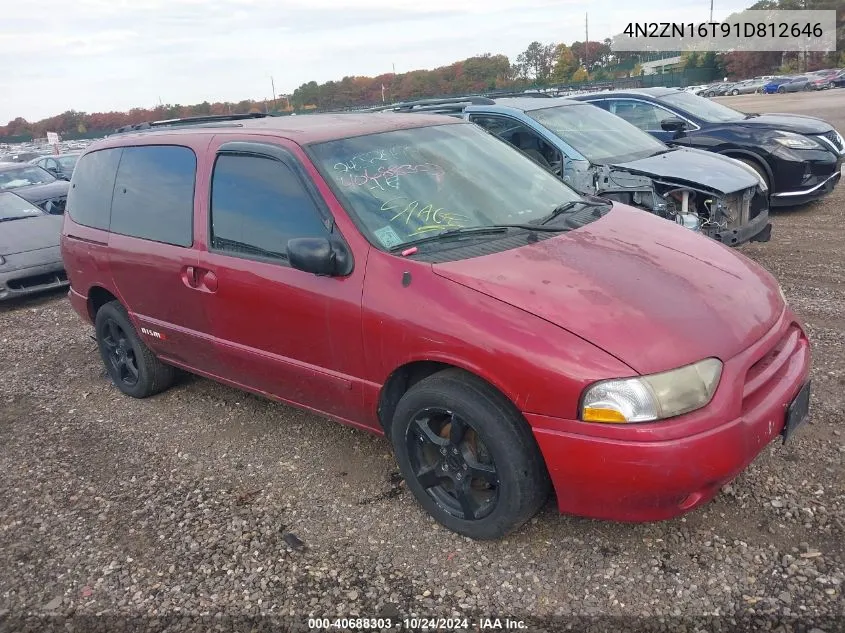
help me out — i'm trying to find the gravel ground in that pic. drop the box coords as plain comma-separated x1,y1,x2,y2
1,91,844,632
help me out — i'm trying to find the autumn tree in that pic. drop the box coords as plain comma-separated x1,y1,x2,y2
723,51,782,78
571,40,613,71
571,66,589,83
550,44,578,83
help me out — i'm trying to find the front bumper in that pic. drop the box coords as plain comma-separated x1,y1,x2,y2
712,201,772,246
527,309,810,522
771,169,841,206
0,248,68,301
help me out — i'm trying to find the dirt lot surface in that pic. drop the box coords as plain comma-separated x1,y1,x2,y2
1,91,844,632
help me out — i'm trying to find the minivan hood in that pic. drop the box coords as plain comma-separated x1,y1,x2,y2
433,204,783,375
738,113,833,134
9,180,69,204
0,214,63,255
612,148,759,194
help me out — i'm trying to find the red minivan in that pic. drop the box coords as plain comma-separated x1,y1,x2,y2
61,113,811,539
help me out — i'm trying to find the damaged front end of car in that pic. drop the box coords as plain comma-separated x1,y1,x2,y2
574,162,772,247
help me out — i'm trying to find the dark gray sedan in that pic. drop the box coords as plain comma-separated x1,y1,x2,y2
726,79,767,95
0,192,67,301
0,162,69,214
777,76,811,93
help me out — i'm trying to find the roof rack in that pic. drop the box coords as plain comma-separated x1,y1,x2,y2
369,96,495,113
112,112,268,135
483,91,554,98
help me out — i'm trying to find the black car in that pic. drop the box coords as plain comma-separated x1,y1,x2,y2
0,162,69,214
572,88,843,206
375,96,771,246
30,153,80,180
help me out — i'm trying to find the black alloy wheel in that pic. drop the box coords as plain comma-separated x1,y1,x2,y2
101,316,140,388
406,408,499,521
94,300,176,398
390,369,550,539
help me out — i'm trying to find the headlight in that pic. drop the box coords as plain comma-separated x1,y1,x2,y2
0,254,5,265
580,358,723,423
772,131,820,150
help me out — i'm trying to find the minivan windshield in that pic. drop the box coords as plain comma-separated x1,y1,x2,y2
527,103,667,163
310,123,590,251
659,91,746,123
0,192,44,221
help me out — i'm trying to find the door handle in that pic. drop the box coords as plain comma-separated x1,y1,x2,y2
182,266,217,293
182,265,198,288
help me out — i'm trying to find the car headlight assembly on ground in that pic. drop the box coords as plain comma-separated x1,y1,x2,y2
772,131,820,150
580,358,723,423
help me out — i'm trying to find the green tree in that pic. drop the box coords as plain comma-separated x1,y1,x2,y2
683,52,700,68
550,43,578,83
516,41,557,83
571,66,589,83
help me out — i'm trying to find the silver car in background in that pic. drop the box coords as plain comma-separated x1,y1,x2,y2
0,192,67,301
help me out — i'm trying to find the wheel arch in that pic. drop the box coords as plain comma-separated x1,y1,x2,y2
377,359,523,436
86,285,119,321
717,149,774,189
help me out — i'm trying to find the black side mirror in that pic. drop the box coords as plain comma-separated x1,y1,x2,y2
287,237,352,276
661,117,687,133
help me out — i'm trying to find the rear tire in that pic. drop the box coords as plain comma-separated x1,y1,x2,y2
390,369,550,540
94,301,176,398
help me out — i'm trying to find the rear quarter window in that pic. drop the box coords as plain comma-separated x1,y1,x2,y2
66,148,122,230
110,145,196,247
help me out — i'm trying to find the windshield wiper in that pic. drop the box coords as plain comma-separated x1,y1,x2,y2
388,223,571,253
539,199,609,226
744,113,760,119
213,237,287,260
0,216,28,223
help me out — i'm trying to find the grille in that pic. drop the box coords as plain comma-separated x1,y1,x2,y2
822,130,843,151
742,324,801,406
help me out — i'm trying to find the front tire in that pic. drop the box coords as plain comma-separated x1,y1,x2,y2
94,301,176,398
731,89,739,95
390,369,550,540
734,156,771,192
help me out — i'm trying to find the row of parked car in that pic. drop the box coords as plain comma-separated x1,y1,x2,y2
3,87,843,301
0,143,86,299
1,86,834,538
691,68,845,97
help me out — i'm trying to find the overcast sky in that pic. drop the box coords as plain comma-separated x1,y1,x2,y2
2,0,750,123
